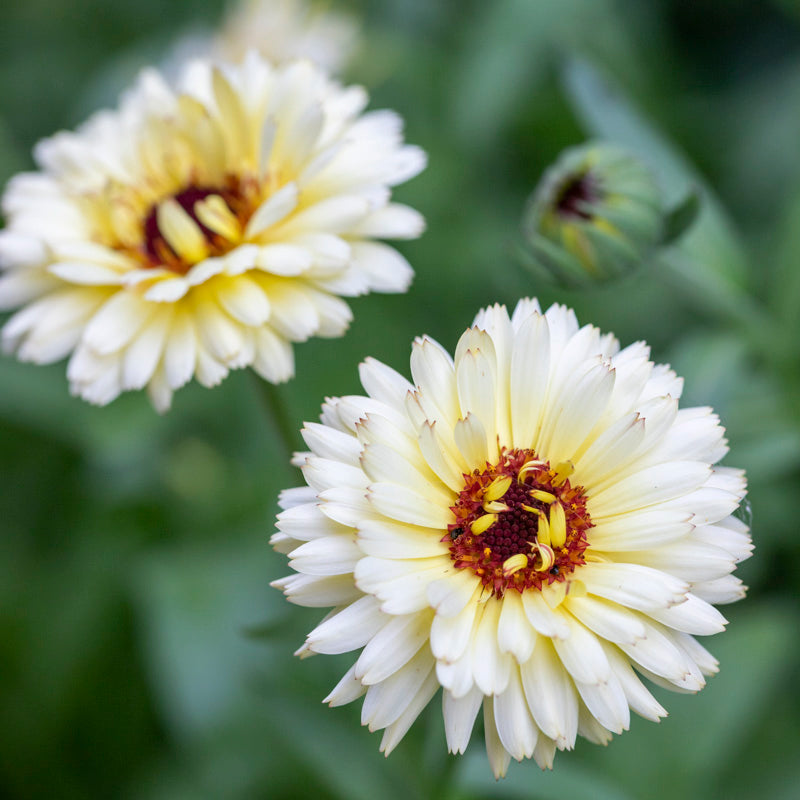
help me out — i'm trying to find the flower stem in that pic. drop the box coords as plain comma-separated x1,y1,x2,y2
252,374,298,462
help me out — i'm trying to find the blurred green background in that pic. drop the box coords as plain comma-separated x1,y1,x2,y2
1,0,799,798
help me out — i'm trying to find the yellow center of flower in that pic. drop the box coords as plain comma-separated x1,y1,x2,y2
446,448,593,597
136,176,262,275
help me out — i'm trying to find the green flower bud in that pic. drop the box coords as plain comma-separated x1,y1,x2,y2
521,141,664,286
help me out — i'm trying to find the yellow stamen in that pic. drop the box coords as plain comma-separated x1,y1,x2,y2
549,501,567,548
551,460,575,488
529,489,556,504
521,503,539,515
502,553,528,578
536,509,551,547
194,194,242,242
532,543,555,572
484,475,512,502
471,514,497,535
482,500,509,514
156,199,209,263
519,459,546,483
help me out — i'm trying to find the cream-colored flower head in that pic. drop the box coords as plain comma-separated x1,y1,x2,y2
215,0,360,73
0,53,425,411
272,298,751,778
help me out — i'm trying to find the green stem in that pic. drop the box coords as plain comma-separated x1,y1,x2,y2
252,374,298,463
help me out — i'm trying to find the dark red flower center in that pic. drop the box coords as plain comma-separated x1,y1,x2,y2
446,448,593,597
556,172,598,220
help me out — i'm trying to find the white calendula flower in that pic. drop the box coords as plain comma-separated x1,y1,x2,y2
215,0,360,74
272,298,751,778
0,53,425,411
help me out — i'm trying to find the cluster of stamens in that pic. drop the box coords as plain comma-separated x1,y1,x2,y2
137,175,264,275
446,448,593,597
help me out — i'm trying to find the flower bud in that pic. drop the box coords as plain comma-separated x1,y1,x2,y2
521,141,663,286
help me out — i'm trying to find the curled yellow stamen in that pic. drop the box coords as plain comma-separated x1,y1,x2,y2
518,459,547,483
549,501,567,548
529,489,556,504
484,475,512,502
471,514,497,535
483,500,510,514
551,460,575,487
536,509,551,547
502,553,528,578
532,543,556,572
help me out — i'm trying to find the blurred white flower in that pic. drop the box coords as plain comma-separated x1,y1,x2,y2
0,54,425,411
215,0,360,73
272,298,751,777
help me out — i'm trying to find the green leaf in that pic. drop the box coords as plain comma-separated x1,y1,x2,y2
660,189,701,245
130,539,288,740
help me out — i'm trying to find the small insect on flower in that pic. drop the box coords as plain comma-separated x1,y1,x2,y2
0,53,426,411
272,298,752,778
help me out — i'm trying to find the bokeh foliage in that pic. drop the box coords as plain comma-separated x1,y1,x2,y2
1,1,799,798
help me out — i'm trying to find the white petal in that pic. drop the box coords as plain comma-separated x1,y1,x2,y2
379,663,439,755
358,356,413,409
574,673,629,735
368,482,452,529
578,562,689,611
355,556,455,615
430,596,479,662
122,307,173,390
324,663,367,707
358,519,450,559
645,593,727,635
417,421,466,492
307,595,386,655
355,610,433,684
497,590,537,662
566,596,647,645
690,574,747,605
288,535,361,576
82,291,154,355
456,345,498,462
588,509,694,551
252,326,294,383
245,182,299,238
551,613,612,685
602,642,666,721
483,697,512,779
271,573,361,607
360,646,434,730
520,638,579,749
427,569,481,618
454,412,488,470
521,590,570,639
471,598,512,696
350,203,426,239
348,241,414,293
301,422,361,465
589,461,712,519
494,666,538,759
443,687,483,754
215,275,271,325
